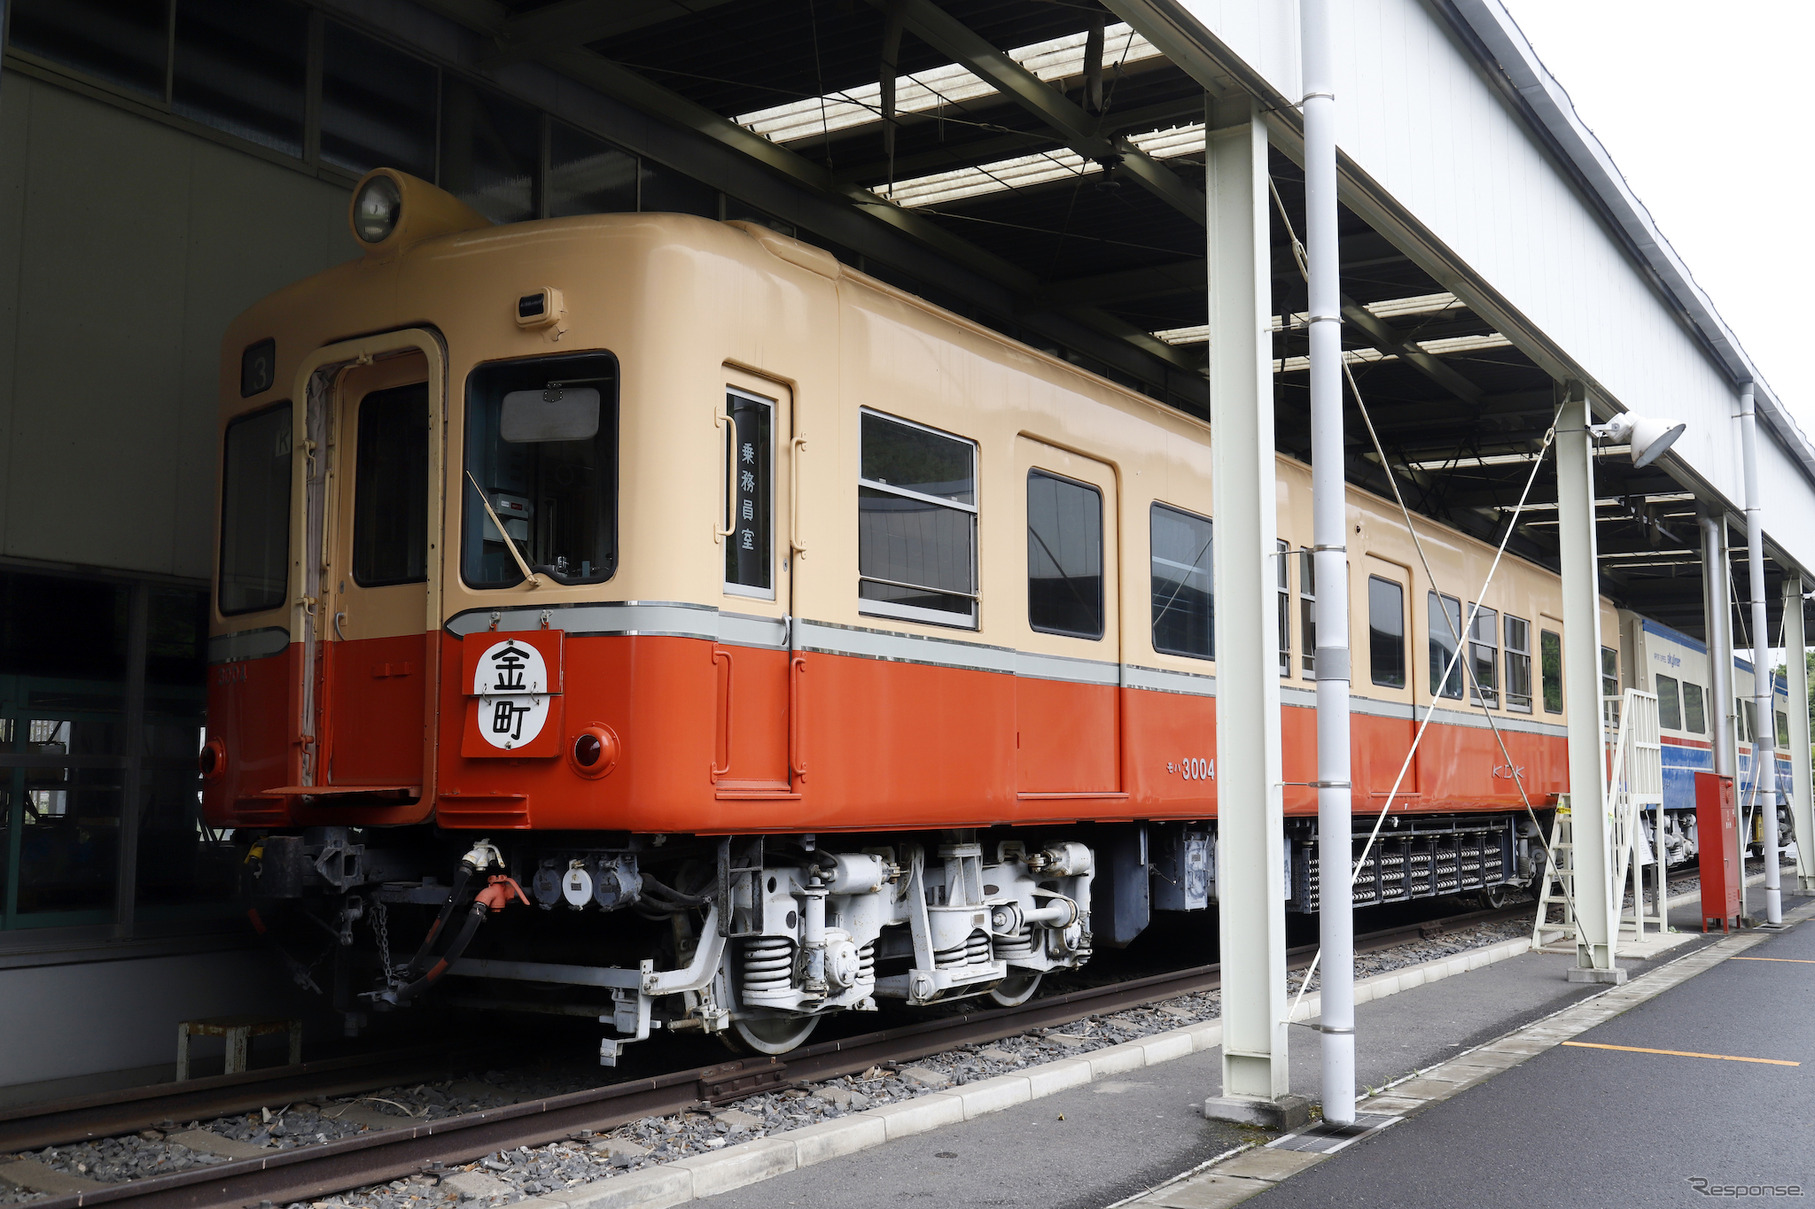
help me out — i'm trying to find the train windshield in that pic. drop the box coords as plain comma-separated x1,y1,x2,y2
463,353,619,587
219,402,292,615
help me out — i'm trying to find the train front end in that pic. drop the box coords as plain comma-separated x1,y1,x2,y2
202,170,1098,1055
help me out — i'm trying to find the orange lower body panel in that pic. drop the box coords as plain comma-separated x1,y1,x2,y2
203,630,1567,832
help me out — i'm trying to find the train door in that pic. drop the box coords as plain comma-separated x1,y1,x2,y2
712,373,794,791
314,347,439,791
1361,556,1419,798
1015,438,1120,795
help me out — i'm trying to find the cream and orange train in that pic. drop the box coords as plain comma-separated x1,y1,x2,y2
206,170,1613,1057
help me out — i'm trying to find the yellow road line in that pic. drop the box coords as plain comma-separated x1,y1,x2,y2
1561,1041,1799,1066
1732,956,1815,964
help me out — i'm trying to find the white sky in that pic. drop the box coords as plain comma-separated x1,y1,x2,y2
1501,1,1815,433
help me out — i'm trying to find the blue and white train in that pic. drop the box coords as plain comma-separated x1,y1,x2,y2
1618,613,1795,864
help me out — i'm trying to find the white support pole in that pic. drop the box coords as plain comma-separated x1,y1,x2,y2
1739,383,1782,924
1784,575,1815,893
1557,385,1621,983
1300,0,1354,1128
1203,93,1293,1123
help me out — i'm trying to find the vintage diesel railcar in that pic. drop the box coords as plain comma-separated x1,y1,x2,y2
207,171,1622,1058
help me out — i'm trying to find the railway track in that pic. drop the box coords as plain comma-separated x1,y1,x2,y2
17,904,1528,1209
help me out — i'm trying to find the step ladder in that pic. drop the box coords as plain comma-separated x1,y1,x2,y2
1531,802,1576,952
1532,688,1668,954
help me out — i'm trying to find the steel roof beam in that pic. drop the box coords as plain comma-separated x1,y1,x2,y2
868,0,1207,226
1339,293,1483,405
487,0,742,63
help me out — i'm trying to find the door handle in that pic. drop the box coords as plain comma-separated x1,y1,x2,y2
333,611,347,640
790,434,807,557
789,655,807,781
714,412,736,541
711,649,733,777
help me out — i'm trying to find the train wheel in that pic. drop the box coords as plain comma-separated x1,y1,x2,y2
726,1012,820,1056
988,973,1042,1007
1476,884,1509,910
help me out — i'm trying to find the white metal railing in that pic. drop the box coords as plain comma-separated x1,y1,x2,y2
1605,689,1666,941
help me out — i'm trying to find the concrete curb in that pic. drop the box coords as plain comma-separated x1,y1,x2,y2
499,931,1540,1209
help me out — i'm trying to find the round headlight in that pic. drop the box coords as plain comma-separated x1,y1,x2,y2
352,175,403,244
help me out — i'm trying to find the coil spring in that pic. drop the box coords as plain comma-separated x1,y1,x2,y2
933,939,968,969
858,940,876,982
966,929,991,965
993,924,1036,964
741,936,795,995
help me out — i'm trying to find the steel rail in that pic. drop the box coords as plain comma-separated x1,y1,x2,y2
24,905,1527,1209
0,1048,460,1154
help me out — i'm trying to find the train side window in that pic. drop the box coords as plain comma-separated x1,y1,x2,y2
1655,674,1683,730
1739,698,1755,743
1469,605,1498,707
219,402,293,615
1299,549,1316,677
724,389,772,597
1504,615,1532,712
1027,470,1103,639
462,353,619,588
1778,709,1791,747
1540,629,1563,713
1682,681,1707,733
352,384,429,587
858,410,978,627
1428,592,1463,699
1277,541,1291,676
1368,576,1405,688
1602,646,1621,729
1150,503,1213,660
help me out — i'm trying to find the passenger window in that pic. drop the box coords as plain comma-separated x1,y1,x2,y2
1277,541,1291,676
1541,629,1563,713
724,388,772,596
1655,674,1683,730
858,410,978,627
1602,646,1621,729
1469,606,1498,707
352,384,429,587
1778,710,1791,747
1299,549,1316,678
1739,698,1755,743
1504,616,1532,712
1368,576,1405,688
463,353,618,587
1428,592,1463,699
1683,681,1707,733
219,402,293,615
1150,503,1213,660
1027,470,1103,639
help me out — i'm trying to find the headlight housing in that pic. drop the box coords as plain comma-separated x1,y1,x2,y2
352,174,403,244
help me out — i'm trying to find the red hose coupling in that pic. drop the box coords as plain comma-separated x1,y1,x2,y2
476,874,530,912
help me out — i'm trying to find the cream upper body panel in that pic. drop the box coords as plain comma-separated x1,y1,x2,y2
215,209,1616,716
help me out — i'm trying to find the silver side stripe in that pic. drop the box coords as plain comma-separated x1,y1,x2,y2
793,618,1018,674
1122,663,1217,698
439,602,1569,735
207,626,290,665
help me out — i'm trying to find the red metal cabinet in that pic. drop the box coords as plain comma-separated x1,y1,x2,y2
1695,772,1740,932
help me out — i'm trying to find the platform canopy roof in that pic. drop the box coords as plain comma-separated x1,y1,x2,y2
341,0,1815,642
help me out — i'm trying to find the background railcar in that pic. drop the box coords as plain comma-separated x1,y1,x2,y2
207,172,1627,1056
1621,614,1794,863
